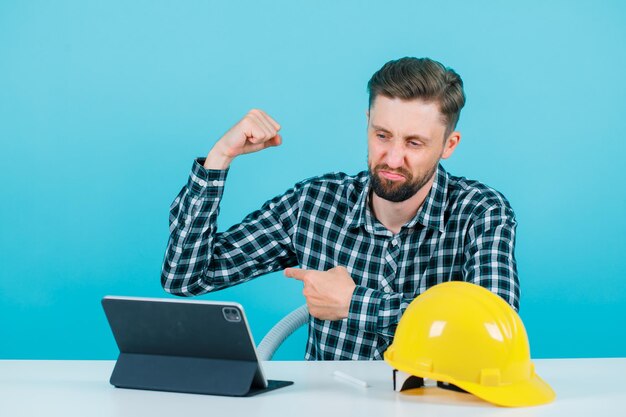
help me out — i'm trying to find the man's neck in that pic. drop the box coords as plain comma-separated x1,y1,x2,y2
370,175,435,235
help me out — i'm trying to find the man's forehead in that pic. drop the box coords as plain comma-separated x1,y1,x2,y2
368,96,446,138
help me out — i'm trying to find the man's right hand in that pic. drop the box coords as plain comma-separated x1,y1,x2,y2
204,109,282,170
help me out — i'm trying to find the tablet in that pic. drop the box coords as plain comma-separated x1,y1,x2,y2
102,296,293,396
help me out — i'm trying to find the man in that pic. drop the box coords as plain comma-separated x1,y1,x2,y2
161,57,519,360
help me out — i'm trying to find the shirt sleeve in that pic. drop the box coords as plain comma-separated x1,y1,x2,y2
462,204,520,311
346,286,412,341
161,158,301,296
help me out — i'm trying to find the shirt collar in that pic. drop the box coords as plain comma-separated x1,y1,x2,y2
347,164,448,234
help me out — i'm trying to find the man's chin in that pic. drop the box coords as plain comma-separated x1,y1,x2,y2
377,183,405,195
369,168,421,202
372,184,418,203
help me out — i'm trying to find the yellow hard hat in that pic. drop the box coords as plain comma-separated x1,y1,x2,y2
384,281,555,407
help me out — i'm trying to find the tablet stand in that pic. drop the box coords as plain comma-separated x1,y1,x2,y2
111,353,293,397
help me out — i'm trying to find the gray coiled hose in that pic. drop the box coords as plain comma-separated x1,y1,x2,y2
257,305,309,361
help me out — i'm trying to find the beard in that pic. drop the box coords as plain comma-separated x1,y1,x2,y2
368,162,438,203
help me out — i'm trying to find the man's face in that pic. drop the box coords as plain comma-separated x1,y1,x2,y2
367,95,459,203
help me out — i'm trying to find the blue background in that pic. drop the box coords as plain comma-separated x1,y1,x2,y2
1,0,624,360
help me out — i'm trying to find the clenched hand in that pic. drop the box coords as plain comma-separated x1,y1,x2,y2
204,109,282,169
284,266,357,321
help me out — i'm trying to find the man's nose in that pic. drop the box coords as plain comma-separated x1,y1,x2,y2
385,141,405,169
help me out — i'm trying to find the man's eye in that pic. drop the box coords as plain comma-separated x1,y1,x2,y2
377,134,387,139
408,141,421,147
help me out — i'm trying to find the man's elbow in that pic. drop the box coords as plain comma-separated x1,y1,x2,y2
160,269,218,297
160,271,192,297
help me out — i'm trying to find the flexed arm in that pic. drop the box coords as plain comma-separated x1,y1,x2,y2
162,110,299,296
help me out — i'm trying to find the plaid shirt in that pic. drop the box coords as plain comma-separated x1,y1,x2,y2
162,159,519,360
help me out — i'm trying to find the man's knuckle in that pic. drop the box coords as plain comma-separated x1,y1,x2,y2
240,117,254,129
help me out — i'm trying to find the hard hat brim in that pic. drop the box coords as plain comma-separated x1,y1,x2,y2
386,355,556,407
453,372,556,407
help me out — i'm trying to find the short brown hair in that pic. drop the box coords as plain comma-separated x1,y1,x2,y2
367,57,466,136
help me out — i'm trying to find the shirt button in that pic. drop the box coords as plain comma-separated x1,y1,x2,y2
384,287,391,293
391,238,398,246
212,180,219,186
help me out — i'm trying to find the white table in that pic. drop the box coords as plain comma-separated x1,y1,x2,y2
1,359,625,416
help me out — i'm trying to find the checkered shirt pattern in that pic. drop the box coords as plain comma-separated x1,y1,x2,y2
162,159,520,360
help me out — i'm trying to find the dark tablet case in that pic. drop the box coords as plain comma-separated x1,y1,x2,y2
102,296,293,397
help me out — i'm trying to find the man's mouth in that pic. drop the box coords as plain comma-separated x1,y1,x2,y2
378,170,406,181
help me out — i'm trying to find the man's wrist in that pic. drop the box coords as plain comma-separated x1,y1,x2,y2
204,145,234,170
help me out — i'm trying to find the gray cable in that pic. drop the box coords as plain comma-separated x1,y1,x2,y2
257,305,309,361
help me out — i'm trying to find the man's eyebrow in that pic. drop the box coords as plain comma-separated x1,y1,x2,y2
371,124,431,142
371,124,392,133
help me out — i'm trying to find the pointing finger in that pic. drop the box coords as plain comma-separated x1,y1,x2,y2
284,268,308,281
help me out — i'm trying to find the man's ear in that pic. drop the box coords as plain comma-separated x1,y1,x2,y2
441,131,461,159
